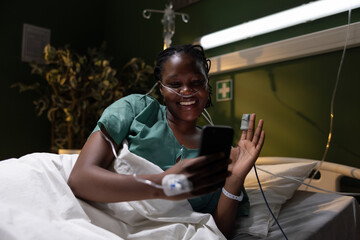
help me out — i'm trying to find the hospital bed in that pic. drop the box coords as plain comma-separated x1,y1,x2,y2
232,157,360,240
0,151,359,240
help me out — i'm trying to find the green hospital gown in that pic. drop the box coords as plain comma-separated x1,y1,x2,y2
93,94,249,214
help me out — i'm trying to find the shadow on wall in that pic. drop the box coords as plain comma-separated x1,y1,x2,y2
265,67,360,160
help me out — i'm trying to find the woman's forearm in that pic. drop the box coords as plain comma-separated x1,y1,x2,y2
67,131,166,202
212,176,244,238
68,166,166,202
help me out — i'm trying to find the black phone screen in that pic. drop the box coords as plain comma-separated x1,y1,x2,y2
198,125,234,158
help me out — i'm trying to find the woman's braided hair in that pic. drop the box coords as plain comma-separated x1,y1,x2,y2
154,44,213,108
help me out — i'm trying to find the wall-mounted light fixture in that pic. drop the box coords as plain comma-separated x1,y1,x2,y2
200,0,360,50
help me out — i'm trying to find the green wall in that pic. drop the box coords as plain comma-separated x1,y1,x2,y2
1,0,360,169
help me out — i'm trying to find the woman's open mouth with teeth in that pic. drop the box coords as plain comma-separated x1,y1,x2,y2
179,100,196,106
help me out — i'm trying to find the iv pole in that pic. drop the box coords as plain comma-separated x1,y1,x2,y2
143,2,190,49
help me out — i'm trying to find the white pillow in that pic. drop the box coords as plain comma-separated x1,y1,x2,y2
233,161,318,238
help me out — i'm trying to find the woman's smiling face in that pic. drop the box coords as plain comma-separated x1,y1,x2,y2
160,53,209,124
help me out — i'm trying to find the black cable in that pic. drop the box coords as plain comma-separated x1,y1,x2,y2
254,164,288,240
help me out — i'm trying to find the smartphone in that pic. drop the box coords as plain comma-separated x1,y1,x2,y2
198,125,234,158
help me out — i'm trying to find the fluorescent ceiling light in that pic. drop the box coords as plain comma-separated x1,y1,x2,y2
200,0,360,50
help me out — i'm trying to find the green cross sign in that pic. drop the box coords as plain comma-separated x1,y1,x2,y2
216,79,232,102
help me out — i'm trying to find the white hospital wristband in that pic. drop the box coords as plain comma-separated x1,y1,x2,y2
222,187,244,201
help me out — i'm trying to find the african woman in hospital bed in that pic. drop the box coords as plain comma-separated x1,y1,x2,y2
67,44,265,238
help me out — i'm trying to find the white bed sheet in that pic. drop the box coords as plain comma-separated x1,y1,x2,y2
0,151,225,240
233,190,360,240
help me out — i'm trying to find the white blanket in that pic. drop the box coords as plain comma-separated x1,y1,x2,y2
0,141,225,240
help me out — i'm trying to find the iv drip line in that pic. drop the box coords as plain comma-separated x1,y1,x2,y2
307,9,352,189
